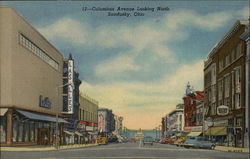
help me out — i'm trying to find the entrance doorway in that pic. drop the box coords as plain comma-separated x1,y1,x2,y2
38,128,50,145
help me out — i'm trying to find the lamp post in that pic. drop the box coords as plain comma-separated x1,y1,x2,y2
55,83,74,150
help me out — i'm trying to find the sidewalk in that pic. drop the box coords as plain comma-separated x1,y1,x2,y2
0,143,99,151
215,146,250,153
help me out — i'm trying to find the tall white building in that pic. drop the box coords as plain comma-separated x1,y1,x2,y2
167,109,184,134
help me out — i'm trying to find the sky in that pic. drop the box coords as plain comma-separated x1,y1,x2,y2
1,0,249,130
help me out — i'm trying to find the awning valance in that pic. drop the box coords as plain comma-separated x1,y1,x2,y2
16,110,68,123
0,108,8,116
64,130,74,135
187,131,202,137
204,126,227,136
75,131,83,136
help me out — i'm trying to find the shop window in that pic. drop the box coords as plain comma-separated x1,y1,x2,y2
24,121,30,142
13,118,18,142
18,121,24,142
0,116,7,143
30,122,35,142
35,122,39,142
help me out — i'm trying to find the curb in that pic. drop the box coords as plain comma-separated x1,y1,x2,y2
0,144,99,152
214,147,249,153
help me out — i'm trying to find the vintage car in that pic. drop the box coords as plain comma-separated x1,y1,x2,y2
174,136,187,146
143,136,154,145
160,138,174,144
97,137,108,145
183,136,215,149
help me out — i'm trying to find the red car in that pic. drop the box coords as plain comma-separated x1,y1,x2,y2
160,138,174,144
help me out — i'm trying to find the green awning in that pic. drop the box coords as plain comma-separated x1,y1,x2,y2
204,127,227,135
181,132,190,136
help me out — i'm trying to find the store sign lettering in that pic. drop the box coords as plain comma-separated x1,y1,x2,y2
217,105,229,116
67,59,74,114
39,95,51,109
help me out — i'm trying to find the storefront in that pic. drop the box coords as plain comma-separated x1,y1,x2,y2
204,116,244,147
0,108,67,146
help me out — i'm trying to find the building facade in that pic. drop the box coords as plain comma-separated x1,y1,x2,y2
0,7,67,146
114,116,123,136
167,109,184,134
78,94,98,143
62,54,82,144
183,83,204,131
204,20,249,147
240,25,250,148
98,108,115,135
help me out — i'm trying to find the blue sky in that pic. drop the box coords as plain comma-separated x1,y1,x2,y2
1,1,248,129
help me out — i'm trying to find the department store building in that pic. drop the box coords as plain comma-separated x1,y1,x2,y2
0,7,68,146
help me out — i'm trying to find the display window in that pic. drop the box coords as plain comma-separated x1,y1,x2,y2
0,115,7,142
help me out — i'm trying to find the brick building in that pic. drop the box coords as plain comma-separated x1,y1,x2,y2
204,20,249,147
183,83,204,131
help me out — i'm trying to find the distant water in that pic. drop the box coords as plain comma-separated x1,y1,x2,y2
120,130,161,139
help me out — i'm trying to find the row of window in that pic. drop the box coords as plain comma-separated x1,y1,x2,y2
19,34,59,70
79,108,97,123
219,43,242,72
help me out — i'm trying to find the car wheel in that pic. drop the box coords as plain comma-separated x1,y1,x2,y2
210,145,215,150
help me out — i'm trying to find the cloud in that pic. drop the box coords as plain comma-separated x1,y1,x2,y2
95,55,141,77
80,60,204,129
163,9,233,31
37,8,237,81
237,6,249,19
38,17,88,45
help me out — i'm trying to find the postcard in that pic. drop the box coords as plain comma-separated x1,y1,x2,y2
0,0,249,159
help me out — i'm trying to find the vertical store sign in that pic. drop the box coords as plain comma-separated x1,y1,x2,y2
68,59,74,114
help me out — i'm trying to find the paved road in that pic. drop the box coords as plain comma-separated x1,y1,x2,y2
1,142,249,159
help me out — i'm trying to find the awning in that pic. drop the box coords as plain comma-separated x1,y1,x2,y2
181,132,190,136
204,126,227,136
16,110,68,123
0,108,8,116
187,131,202,137
175,133,182,137
75,131,83,136
64,130,74,135
88,132,98,135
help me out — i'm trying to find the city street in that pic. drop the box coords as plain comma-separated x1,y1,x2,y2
1,142,249,159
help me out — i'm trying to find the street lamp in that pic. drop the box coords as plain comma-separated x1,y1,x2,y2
55,83,74,149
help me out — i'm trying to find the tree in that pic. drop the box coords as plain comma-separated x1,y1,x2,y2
176,103,184,109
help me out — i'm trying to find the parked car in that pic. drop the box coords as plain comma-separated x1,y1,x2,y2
108,137,118,143
154,138,161,143
97,137,108,145
174,136,187,146
183,136,215,149
160,138,174,144
129,138,136,143
143,136,154,146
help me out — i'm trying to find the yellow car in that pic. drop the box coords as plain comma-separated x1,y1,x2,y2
174,136,187,147
97,137,108,145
